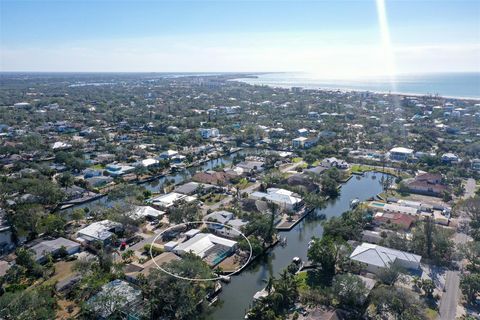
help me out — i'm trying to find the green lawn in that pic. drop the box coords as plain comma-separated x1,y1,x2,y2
350,164,409,178
235,178,252,189
201,194,227,205
425,308,438,320
292,157,303,163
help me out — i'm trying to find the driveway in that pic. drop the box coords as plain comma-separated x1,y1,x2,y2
438,270,460,320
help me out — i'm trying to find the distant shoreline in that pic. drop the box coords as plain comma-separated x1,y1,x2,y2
232,72,480,101
234,80,480,101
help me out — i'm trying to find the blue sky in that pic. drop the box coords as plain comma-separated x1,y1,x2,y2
1,0,479,77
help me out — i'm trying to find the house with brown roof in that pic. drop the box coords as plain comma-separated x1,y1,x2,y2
407,172,448,197
125,252,181,283
192,171,231,186
373,212,417,231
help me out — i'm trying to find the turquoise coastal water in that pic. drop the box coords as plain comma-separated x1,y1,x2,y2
235,72,480,99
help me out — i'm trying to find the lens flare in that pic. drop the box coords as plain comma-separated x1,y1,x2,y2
375,0,397,92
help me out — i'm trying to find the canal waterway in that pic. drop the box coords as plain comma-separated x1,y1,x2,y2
61,148,257,212
210,171,390,320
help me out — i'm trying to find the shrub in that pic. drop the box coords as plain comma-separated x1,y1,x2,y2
144,244,164,256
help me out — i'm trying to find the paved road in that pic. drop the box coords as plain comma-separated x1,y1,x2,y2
463,178,477,199
438,270,460,320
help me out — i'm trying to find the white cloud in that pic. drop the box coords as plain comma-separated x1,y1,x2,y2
1,33,478,78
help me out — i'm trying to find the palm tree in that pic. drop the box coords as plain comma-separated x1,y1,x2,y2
266,201,278,245
412,275,421,291
265,276,274,294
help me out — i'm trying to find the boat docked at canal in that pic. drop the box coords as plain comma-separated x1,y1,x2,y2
350,198,360,208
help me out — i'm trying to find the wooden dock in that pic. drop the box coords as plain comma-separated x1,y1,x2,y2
275,207,314,231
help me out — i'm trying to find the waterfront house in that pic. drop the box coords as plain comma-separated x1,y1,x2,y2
134,158,159,167
349,243,421,274
192,171,231,186
148,192,196,210
383,203,419,216
173,233,237,265
105,163,135,177
236,160,265,173
407,173,447,197
159,149,178,160
321,157,349,169
174,181,216,195
388,147,414,161
373,212,417,231
250,188,302,212
129,206,165,221
85,176,113,188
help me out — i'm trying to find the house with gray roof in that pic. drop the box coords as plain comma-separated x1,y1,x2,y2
30,237,80,263
349,242,421,274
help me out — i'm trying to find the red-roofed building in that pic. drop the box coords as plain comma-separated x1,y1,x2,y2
407,172,448,197
192,171,230,186
373,212,417,230
415,173,442,184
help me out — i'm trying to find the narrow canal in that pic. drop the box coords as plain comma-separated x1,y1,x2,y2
61,149,253,212
209,172,390,320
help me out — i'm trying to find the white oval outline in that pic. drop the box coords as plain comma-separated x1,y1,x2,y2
149,220,252,281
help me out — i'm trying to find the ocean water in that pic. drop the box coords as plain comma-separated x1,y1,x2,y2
234,72,480,99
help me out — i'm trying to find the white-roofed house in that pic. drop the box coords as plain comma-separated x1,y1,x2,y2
129,206,165,221
204,211,247,238
389,147,414,161
383,203,419,216
135,158,159,167
76,220,123,244
173,233,237,266
159,150,178,160
292,136,308,149
250,188,303,212
105,163,135,177
349,243,421,274
441,153,460,164
148,192,197,210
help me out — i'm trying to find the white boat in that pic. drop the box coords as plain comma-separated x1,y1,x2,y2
308,240,315,249
350,198,360,208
